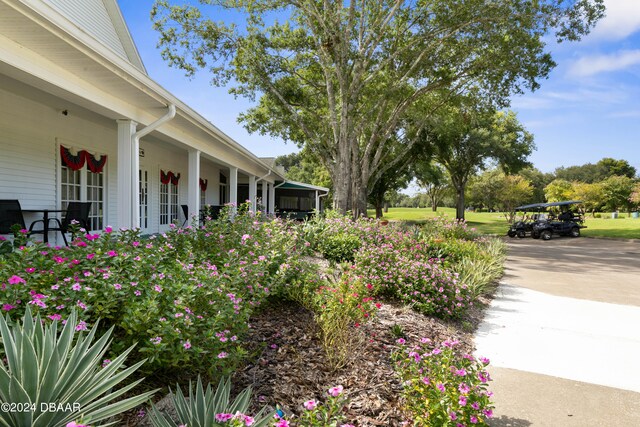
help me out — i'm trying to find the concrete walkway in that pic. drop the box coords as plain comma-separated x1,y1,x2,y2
474,238,640,426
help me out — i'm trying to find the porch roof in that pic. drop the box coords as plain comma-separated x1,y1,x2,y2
275,181,330,192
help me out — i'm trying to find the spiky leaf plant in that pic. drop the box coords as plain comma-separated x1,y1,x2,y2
149,376,274,427
0,309,156,427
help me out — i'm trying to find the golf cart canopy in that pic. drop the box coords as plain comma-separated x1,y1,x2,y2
544,200,583,208
515,200,583,210
514,203,548,211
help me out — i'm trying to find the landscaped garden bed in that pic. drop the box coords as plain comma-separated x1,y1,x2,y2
0,207,504,427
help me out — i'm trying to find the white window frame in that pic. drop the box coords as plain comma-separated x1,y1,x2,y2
57,142,107,232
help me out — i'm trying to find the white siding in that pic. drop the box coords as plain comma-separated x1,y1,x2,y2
47,0,128,60
0,85,119,244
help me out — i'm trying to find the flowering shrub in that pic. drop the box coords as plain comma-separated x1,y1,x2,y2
393,338,494,426
420,217,481,241
297,385,350,426
314,273,378,369
0,206,303,375
353,235,473,319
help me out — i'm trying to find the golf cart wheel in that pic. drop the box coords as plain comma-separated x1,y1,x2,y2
570,227,581,237
507,230,516,238
532,231,540,239
516,230,526,238
540,230,552,241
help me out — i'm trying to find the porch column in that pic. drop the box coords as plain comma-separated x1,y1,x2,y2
229,167,238,215
188,149,201,226
261,182,268,213
248,175,257,212
117,119,137,229
268,183,275,215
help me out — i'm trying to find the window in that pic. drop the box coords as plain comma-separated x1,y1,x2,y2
59,145,106,231
219,173,228,204
160,182,179,225
201,189,206,207
279,196,298,210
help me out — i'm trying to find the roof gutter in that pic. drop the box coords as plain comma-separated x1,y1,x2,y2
132,104,177,226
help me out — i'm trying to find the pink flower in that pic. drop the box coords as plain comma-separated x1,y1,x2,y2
86,253,95,260
48,314,62,321
436,383,446,392
75,321,88,331
154,285,162,292
183,341,191,350
217,352,228,359
459,396,467,406
328,385,343,397
107,250,118,257
274,420,289,427
8,275,25,285
470,415,478,424
449,411,457,420
303,400,318,410
25,268,36,273
2,304,15,312
215,413,233,422
104,226,113,233
66,422,90,427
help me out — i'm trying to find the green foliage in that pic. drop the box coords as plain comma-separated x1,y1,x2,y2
419,106,535,220
151,0,603,214
148,377,274,427
0,309,155,427
313,274,376,370
0,206,306,379
451,239,506,298
393,338,494,426
544,178,574,202
601,175,636,212
317,233,361,264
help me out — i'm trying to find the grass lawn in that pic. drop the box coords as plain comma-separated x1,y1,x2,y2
370,207,640,239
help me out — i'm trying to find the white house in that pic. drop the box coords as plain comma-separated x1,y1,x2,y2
0,0,327,244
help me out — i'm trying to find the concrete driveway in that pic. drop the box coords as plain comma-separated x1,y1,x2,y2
474,237,640,426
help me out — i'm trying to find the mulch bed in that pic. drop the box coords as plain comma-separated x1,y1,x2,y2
231,296,489,426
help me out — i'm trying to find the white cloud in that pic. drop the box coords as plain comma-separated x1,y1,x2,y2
568,49,640,76
590,0,640,40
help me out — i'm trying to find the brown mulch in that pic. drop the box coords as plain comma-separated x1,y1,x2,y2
231,294,490,426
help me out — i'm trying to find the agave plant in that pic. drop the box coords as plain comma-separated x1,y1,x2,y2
0,309,156,427
149,376,275,427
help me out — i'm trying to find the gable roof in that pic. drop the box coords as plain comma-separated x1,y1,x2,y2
46,0,146,73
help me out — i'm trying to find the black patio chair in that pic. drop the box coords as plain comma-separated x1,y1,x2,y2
181,204,189,226
43,202,91,246
0,199,27,235
0,199,45,239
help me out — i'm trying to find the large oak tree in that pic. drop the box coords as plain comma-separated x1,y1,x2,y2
151,0,604,216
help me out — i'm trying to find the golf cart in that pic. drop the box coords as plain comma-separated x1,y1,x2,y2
530,200,586,240
507,203,548,238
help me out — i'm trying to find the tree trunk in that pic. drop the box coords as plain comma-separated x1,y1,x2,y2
455,186,466,220
332,141,352,214
384,202,389,213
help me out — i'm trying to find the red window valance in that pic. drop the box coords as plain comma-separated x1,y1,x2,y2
60,145,107,173
199,178,208,192
160,170,181,186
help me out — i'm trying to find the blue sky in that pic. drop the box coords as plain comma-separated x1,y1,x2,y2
119,0,640,174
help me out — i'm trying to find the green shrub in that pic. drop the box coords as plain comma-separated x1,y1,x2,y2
317,233,361,264
0,308,155,427
148,376,274,427
393,338,494,426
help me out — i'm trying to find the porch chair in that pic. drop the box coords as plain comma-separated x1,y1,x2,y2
181,204,189,226
0,199,45,238
43,201,91,246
